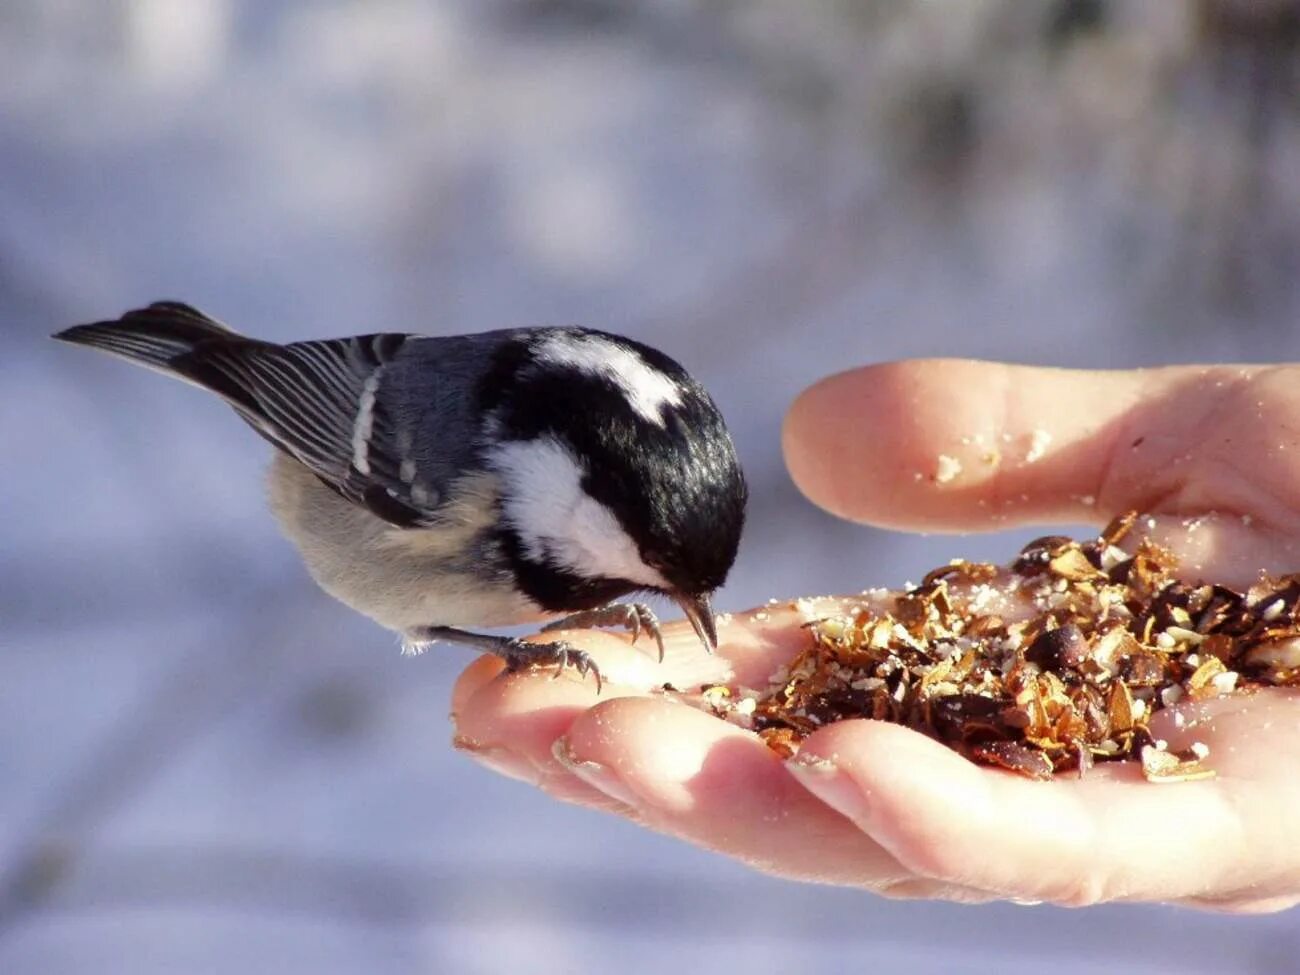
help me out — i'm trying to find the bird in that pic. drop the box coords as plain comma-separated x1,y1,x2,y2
54,302,747,689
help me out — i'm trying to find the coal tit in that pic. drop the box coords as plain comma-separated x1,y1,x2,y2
55,303,747,688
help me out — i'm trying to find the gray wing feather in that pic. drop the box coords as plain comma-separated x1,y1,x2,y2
172,332,472,527
57,300,510,529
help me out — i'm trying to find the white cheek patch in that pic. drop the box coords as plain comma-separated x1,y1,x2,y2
534,332,683,425
489,436,671,590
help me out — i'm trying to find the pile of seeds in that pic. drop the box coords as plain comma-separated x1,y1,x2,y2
705,513,1300,782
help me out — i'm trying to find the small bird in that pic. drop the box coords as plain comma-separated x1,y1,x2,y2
55,302,747,689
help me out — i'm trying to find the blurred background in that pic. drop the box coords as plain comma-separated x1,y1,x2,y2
3,0,1300,971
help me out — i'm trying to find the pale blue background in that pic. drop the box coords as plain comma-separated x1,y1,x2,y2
3,2,1299,972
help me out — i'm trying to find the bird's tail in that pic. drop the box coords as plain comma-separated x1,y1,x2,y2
53,301,242,371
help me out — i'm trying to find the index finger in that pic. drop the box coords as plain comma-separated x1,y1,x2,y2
781,359,1281,533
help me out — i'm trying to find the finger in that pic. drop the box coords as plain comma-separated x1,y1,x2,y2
703,600,851,689
1126,511,1300,588
783,359,1157,528
449,624,739,800
451,644,649,810
452,599,849,713
1180,893,1300,915
452,637,619,769
448,603,821,774
449,604,852,820
448,627,732,706
453,652,753,803
533,623,734,690
782,359,1286,533
1145,688,1300,761
452,662,601,787
786,719,1260,906
450,654,507,721
556,696,914,887
878,879,1003,904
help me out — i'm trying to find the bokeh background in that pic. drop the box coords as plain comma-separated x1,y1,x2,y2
4,1,1300,971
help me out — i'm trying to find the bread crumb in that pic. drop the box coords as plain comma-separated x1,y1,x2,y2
1026,429,1052,463
935,454,962,483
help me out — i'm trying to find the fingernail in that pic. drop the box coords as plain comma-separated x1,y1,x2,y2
452,734,538,784
551,737,641,808
785,752,872,824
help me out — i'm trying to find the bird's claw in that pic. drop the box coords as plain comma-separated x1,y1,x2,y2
635,605,666,663
542,603,665,663
503,638,603,693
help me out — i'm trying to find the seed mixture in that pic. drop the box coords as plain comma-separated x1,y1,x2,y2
703,513,1300,782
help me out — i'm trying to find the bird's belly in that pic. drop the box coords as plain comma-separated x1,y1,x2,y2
331,563,547,633
265,455,546,634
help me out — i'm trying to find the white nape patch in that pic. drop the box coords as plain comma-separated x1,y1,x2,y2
535,332,683,425
489,436,670,590
351,368,384,475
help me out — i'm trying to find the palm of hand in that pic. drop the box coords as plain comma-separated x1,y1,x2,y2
452,361,1300,912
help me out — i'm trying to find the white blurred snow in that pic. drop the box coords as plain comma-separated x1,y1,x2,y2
2,1,1298,972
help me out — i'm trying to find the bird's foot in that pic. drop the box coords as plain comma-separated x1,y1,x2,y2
542,603,665,662
499,637,602,692
406,625,602,692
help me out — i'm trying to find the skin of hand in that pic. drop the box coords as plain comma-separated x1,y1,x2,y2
450,360,1300,912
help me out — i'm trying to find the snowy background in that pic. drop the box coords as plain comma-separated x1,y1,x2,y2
3,1,1300,971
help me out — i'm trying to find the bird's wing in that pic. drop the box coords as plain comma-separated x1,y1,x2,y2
172,333,450,527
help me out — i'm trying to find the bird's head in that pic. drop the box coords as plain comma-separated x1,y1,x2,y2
483,328,747,649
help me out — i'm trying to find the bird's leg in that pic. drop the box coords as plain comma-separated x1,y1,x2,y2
405,625,602,692
542,603,665,662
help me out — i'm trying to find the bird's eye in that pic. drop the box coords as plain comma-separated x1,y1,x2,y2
643,552,668,572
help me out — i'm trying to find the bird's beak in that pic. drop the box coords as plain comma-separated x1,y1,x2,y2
674,591,717,653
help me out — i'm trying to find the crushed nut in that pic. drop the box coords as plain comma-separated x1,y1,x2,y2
701,513,1300,782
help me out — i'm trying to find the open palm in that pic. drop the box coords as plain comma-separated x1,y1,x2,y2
451,360,1300,912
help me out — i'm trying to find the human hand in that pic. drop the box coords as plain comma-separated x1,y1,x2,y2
450,360,1300,912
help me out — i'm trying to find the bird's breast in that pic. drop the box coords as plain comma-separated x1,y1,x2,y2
265,455,545,633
